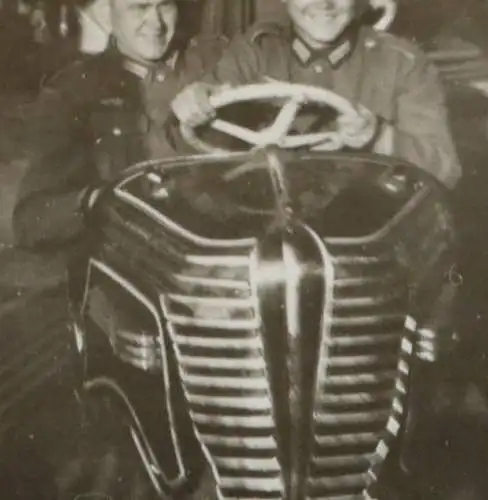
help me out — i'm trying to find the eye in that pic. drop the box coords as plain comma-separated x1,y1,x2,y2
130,3,150,12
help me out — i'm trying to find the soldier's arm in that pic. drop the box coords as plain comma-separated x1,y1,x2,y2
13,69,94,248
167,30,263,150
385,52,462,188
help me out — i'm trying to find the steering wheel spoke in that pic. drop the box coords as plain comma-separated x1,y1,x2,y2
210,119,261,145
282,131,344,150
263,96,304,145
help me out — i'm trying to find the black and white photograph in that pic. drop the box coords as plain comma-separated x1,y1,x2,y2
1,1,488,499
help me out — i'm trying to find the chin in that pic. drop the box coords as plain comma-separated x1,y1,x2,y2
138,46,168,62
299,24,348,44
293,13,352,45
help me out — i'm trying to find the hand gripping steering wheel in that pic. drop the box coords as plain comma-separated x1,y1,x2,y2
179,82,362,155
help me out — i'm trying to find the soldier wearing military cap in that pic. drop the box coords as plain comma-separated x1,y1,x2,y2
172,0,461,189
13,0,226,250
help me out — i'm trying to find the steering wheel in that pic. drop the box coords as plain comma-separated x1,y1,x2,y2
180,82,362,154
370,0,397,31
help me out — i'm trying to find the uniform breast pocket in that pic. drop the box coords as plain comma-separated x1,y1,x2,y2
89,108,146,181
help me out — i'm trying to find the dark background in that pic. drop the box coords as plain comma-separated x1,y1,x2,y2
1,1,488,498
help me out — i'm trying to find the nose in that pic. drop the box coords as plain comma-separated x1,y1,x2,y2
322,0,341,8
144,6,164,30
310,0,337,11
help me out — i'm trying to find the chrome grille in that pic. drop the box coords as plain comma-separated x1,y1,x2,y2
162,249,285,500
307,241,411,500
98,192,415,500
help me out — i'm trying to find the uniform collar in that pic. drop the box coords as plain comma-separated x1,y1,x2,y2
291,20,361,68
122,50,180,82
107,36,180,81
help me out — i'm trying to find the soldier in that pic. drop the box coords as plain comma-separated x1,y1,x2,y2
4,1,225,498
171,0,462,189
13,0,226,251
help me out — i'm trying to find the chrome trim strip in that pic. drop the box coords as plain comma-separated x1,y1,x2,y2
115,182,257,248
83,377,179,495
83,260,187,487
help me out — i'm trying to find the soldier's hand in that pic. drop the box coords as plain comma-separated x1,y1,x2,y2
171,82,220,128
337,104,378,149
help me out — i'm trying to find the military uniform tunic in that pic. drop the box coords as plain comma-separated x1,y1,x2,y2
200,21,461,188
13,36,226,249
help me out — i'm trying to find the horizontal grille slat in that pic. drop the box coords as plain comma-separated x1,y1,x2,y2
187,394,271,410
318,390,395,406
175,274,251,292
185,255,251,266
327,355,398,368
331,314,405,327
181,374,268,390
220,476,283,491
193,413,274,428
324,371,398,386
180,356,265,370
308,494,365,500
213,457,280,471
174,334,261,349
167,294,254,309
167,314,259,329
201,435,276,449
308,472,370,489
312,454,374,468
333,293,403,309
330,254,392,265
314,410,391,426
334,275,400,288
316,433,381,446
329,334,401,347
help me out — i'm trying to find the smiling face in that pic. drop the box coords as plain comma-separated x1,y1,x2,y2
285,0,356,48
111,0,178,63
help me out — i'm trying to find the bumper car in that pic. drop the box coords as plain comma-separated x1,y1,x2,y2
74,83,457,500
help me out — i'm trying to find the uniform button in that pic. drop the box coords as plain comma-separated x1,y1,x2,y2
365,38,377,49
155,72,166,83
112,127,122,136
313,64,323,74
